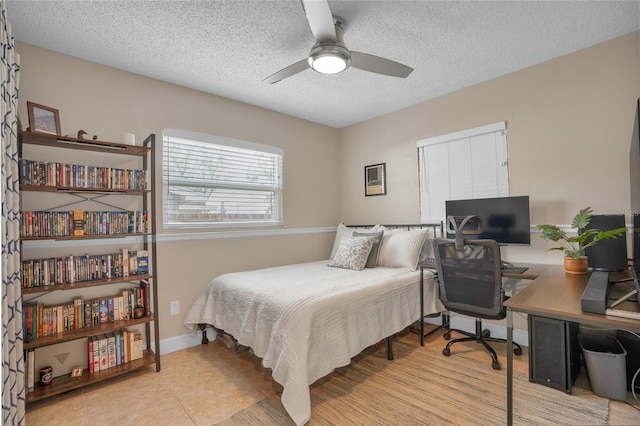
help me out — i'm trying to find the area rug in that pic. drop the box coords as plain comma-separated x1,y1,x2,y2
217,337,609,425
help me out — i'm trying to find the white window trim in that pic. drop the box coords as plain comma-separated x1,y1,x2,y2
417,122,509,223
417,122,506,147
162,128,283,230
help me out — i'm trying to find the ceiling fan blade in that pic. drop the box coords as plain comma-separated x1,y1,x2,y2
263,58,310,84
302,0,336,43
350,51,414,78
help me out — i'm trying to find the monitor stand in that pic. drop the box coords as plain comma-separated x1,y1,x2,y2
609,288,638,309
608,267,639,309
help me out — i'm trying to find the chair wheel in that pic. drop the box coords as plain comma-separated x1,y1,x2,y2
481,329,491,337
492,361,501,370
442,348,451,356
443,332,451,340
514,347,522,356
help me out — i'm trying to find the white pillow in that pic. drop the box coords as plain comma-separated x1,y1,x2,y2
329,223,378,260
328,236,376,271
377,228,431,270
418,227,436,262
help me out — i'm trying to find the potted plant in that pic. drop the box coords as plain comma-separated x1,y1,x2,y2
535,207,627,274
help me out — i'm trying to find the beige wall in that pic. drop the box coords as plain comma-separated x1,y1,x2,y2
16,42,340,340
16,31,640,345
338,31,640,265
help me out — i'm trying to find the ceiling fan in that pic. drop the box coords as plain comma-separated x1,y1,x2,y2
263,0,414,84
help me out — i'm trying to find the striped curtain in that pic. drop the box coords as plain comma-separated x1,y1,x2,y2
1,0,25,424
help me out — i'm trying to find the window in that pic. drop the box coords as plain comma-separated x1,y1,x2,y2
417,122,509,223
163,129,283,229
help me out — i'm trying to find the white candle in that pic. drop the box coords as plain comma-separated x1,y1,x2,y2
122,132,135,145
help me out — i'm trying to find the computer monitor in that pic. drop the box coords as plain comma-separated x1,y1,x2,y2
445,195,531,246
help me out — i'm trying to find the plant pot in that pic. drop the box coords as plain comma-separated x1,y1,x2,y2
564,256,588,275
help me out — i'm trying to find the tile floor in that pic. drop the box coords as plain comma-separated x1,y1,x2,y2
25,328,640,425
26,338,280,426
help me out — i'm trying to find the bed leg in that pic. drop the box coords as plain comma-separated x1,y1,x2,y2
387,336,394,360
198,324,209,345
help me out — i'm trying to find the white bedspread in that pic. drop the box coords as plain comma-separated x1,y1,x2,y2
184,261,443,425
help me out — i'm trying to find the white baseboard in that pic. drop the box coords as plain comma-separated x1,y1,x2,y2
424,315,529,347
151,328,217,355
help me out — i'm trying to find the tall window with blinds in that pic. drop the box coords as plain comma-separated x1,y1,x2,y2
417,122,510,223
163,129,283,229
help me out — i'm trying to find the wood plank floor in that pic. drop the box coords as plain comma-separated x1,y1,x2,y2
25,324,640,425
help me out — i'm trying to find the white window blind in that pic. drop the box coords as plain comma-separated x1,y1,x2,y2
417,122,509,223
163,129,283,229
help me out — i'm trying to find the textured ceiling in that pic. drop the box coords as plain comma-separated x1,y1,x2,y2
6,0,640,128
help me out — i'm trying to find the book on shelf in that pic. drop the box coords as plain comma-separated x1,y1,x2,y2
97,334,108,371
92,335,100,373
131,332,143,360
61,304,67,332
107,298,115,323
92,298,100,325
116,295,124,321
84,300,92,329
73,210,84,236
99,299,109,324
107,332,116,368
121,289,130,320
140,280,151,317
116,331,123,366
129,250,138,275
137,250,149,274
122,329,130,363
67,302,75,331
121,248,129,277
88,336,95,373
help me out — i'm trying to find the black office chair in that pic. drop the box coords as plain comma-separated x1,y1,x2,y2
433,215,522,370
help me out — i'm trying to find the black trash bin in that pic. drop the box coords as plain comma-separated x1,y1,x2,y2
578,334,627,401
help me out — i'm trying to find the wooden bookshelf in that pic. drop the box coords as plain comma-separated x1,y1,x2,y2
20,131,160,405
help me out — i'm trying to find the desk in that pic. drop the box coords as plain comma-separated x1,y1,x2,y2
504,266,640,425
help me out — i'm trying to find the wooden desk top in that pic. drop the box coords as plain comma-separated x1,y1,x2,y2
505,265,640,332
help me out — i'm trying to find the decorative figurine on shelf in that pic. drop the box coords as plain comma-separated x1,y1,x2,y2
76,130,98,140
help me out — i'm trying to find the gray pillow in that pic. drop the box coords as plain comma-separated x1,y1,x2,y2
353,230,384,268
328,236,376,271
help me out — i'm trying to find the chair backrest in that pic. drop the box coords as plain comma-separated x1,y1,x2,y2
433,237,505,320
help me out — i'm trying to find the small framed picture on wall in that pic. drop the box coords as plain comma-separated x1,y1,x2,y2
365,163,386,196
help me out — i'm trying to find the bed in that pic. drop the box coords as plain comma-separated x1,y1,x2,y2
183,224,444,426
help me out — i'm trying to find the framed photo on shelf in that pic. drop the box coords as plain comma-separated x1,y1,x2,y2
27,101,61,135
365,163,386,196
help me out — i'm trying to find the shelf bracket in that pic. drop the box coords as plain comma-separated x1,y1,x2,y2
47,192,129,211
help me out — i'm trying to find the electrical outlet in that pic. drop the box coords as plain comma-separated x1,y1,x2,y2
170,300,180,316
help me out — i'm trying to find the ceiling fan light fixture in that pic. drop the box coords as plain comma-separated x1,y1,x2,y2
308,43,350,74
310,54,347,74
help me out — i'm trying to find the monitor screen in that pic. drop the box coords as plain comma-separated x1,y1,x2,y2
445,195,531,245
